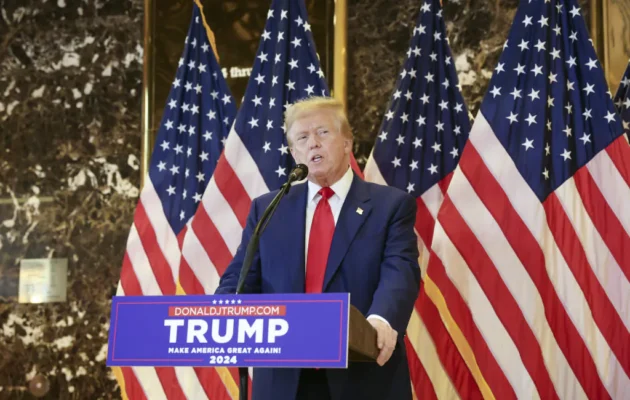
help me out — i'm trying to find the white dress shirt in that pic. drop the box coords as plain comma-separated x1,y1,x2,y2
304,165,390,327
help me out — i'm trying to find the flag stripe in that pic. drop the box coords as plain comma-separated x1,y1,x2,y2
604,136,630,188
439,192,554,400
425,256,511,400
414,198,436,253
202,179,244,256
174,367,210,400
140,179,181,282
121,366,148,400
120,252,144,297
564,171,630,331
588,143,630,247
154,367,187,400
437,172,454,194
420,184,444,219
363,150,386,185
415,287,478,400
212,152,252,228
193,368,236,400
191,206,235,277
178,257,207,296
125,224,162,296
181,227,222,293
544,194,630,397
466,118,610,399
223,128,269,201
404,324,439,400
573,168,630,280
133,202,176,295
131,367,168,400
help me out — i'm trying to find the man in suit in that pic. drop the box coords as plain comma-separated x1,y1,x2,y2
215,96,420,400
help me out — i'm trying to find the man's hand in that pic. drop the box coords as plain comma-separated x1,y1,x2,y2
368,317,397,366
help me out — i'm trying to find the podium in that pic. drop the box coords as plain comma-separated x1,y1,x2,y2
106,292,379,369
348,304,379,362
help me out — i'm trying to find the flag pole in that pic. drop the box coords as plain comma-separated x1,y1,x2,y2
333,0,347,112
140,0,155,190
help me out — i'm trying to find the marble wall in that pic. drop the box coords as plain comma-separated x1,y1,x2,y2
0,0,142,398
0,0,596,398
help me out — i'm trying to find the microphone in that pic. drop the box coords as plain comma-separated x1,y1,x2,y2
233,162,307,400
287,163,308,183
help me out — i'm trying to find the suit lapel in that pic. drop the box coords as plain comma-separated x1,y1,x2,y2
323,174,371,291
274,182,307,292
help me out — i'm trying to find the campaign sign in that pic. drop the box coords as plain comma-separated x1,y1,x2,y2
107,293,350,368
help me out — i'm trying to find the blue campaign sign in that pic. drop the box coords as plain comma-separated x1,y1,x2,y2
106,292,350,369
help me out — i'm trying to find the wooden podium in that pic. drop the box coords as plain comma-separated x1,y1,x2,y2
348,305,380,362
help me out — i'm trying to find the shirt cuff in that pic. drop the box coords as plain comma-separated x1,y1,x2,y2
366,314,391,327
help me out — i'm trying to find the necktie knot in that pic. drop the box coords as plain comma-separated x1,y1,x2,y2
319,187,334,201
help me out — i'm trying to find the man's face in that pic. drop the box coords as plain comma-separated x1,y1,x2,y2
287,110,352,186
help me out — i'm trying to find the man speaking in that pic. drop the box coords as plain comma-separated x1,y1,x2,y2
215,96,420,400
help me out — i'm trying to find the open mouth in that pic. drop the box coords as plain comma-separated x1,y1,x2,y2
311,155,323,164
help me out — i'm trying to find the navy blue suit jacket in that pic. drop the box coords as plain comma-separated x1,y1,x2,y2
215,172,421,400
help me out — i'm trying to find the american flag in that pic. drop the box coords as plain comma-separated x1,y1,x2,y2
421,0,630,398
178,0,360,398
613,61,630,141
362,0,473,398
113,2,238,399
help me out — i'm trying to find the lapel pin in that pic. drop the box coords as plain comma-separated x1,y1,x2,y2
356,207,363,215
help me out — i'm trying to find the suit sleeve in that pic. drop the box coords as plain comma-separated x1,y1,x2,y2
213,198,263,294
366,194,421,335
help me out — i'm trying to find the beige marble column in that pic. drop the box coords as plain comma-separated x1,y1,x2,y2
591,0,630,94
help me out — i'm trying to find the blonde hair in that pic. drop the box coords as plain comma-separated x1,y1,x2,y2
283,96,353,145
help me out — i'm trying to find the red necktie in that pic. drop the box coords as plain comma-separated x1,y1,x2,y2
305,187,335,293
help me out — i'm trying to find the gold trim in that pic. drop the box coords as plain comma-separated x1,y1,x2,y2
193,0,220,62
140,0,155,189
601,0,611,86
423,275,495,400
333,0,347,111
590,0,604,61
111,367,129,400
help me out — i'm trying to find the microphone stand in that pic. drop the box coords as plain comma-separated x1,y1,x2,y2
234,171,302,400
